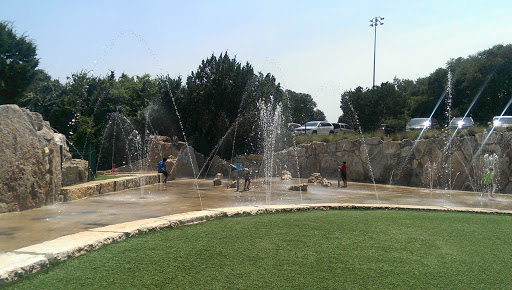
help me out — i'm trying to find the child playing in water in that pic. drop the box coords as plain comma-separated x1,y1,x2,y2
244,168,252,191
483,167,495,199
158,158,169,183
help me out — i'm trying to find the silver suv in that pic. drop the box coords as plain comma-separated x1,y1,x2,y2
492,116,512,128
294,121,334,135
406,118,439,131
332,123,356,134
448,117,474,129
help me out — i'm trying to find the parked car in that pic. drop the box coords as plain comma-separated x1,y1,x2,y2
287,123,301,131
492,116,512,129
448,117,474,129
294,121,334,135
338,123,356,134
332,123,355,134
376,124,395,135
406,118,439,131
332,123,342,133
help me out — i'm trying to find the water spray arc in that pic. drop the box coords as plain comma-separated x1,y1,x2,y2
258,98,283,204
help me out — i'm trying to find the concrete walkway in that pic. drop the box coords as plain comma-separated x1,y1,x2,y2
1,177,512,285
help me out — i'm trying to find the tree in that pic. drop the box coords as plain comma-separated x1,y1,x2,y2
19,69,64,123
285,90,326,124
448,44,512,123
312,109,326,121
0,21,39,104
339,83,408,132
180,52,254,157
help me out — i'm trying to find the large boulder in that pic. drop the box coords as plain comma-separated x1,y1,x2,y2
0,105,63,212
213,173,223,186
62,159,89,186
281,170,292,180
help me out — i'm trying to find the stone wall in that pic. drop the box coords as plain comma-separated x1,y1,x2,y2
273,133,512,194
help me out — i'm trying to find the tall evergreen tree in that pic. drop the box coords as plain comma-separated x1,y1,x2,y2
0,21,39,104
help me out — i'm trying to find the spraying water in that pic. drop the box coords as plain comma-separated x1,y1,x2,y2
258,98,283,204
344,99,378,199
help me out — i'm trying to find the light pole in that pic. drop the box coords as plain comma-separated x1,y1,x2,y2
370,16,384,88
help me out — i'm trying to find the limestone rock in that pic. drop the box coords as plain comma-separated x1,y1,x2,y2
62,159,89,186
281,170,292,180
321,178,332,187
213,178,222,186
308,173,323,183
288,183,308,191
0,105,63,212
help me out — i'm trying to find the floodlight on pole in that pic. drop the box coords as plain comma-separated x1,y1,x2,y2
370,16,384,88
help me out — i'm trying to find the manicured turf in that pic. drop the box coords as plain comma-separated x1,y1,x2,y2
7,210,512,289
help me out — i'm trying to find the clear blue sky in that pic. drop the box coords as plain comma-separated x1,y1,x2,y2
2,0,511,122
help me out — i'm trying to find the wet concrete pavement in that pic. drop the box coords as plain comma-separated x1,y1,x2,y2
1,177,512,252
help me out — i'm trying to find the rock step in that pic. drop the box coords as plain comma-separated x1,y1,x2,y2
60,173,162,201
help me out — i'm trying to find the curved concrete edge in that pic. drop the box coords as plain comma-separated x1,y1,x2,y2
0,253,48,285
2,203,512,285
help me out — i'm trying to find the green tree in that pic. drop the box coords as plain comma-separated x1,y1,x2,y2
19,69,65,125
235,72,287,156
0,21,39,104
448,44,512,123
285,90,325,124
339,83,408,132
180,52,254,157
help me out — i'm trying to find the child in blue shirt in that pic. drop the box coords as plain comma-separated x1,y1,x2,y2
158,158,169,183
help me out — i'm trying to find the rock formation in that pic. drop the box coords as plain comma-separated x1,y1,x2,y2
274,133,512,193
281,170,292,180
62,159,89,186
213,173,223,186
307,173,324,183
0,105,64,212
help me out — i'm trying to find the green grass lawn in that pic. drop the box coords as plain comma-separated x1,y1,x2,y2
7,210,512,289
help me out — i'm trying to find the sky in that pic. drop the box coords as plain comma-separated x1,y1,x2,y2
2,0,512,122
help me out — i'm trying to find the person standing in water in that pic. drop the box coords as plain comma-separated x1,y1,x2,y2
244,168,252,191
158,158,169,183
483,167,495,199
339,161,347,188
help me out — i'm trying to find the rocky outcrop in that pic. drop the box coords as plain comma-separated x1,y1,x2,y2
307,173,332,187
213,173,223,186
62,159,89,186
0,105,63,212
308,173,324,183
281,170,292,180
274,132,512,193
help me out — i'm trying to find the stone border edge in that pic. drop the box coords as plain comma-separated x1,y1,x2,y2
1,203,511,285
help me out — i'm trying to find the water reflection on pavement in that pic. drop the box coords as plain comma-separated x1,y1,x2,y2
1,178,511,252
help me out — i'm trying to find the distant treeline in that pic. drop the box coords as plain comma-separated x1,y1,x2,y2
340,44,512,131
2,20,512,168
